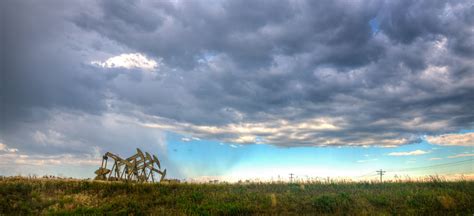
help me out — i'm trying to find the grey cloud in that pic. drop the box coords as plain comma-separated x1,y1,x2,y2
379,0,474,56
2,0,473,162
74,0,383,69
1,0,113,129
80,0,473,146
0,110,188,178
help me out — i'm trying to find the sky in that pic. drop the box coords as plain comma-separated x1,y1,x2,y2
1,0,473,182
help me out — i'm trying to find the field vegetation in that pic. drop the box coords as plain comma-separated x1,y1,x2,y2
1,176,473,215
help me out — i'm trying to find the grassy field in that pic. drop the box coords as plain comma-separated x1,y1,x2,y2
1,177,473,215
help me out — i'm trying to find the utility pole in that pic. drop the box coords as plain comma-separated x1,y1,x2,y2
376,169,386,182
289,173,294,183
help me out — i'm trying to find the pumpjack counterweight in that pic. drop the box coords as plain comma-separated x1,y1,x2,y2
94,148,166,183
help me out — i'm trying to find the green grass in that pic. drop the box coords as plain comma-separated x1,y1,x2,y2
1,178,473,215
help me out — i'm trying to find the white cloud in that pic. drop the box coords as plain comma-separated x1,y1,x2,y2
447,153,474,159
91,53,159,71
356,158,378,163
0,142,18,153
181,137,192,142
429,157,442,161
388,150,428,156
229,144,239,148
181,137,200,142
426,132,474,146
0,142,98,167
0,152,99,167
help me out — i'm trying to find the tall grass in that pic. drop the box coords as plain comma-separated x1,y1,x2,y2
1,176,473,215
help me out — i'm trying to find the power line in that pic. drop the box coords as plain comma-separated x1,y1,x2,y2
353,158,473,179
388,158,473,172
354,171,378,178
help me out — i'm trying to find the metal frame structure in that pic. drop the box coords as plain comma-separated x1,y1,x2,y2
94,148,166,183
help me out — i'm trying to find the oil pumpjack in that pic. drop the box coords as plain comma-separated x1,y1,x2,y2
94,148,166,183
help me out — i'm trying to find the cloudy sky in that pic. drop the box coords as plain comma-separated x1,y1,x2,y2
1,0,473,181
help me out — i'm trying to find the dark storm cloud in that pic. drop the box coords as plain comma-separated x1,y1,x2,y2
1,0,473,159
379,0,474,54
75,0,387,70
1,0,110,127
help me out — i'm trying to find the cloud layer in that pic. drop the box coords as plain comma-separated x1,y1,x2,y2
426,132,474,146
2,0,473,166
